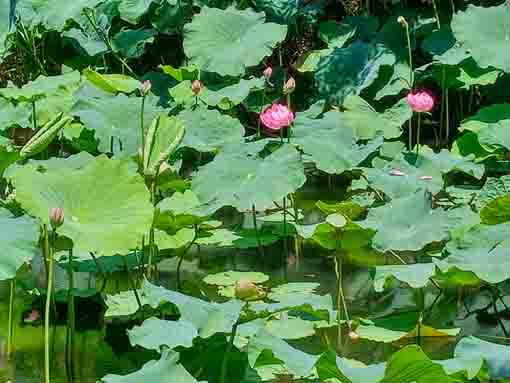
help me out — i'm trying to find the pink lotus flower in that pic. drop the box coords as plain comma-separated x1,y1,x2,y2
191,80,204,95
260,104,294,131
139,80,152,96
263,67,273,79
49,207,64,229
24,309,40,323
406,89,435,113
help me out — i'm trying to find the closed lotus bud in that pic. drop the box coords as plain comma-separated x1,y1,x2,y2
191,80,204,95
283,77,296,95
389,169,406,176
397,16,408,28
263,66,273,80
49,207,64,229
235,280,259,299
348,330,360,341
140,80,152,96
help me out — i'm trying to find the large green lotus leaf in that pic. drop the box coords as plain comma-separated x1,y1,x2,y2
474,175,510,210
341,95,411,139
192,143,306,213
177,107,244,152
416,146,484,179
128,317,198,351
373,263,435,292
0,71,81,102
369,61,411,101
452,4,510,72
183,6,287,76
64,27,109,57
265,282,333,313
155,190,210,230
118,0,159,24
438,242,510,284
0,0,11,56
455,336,510,379
380,345,457,383
481,196,510,225
446,222,510,254
318,20,356,48
0,139,19,176
71,91,163,154
265,317,316,340
293,110,383,174
295,49,332,73
460,104,510,135
0,209,39,280
151,0,192,34
421,27,469,66
102,349,203,383
247,330,319,377
0,98,30,131
154,227,195,250
356,322,460,343
316,352,385,383
362,191,465,252
83,69,140,94
315,42,395,105
200,77,264,110
254,0,325,24
111,28,158,59
9,155,153,256
30,0,103,31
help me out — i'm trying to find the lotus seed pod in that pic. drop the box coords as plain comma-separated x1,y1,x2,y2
283,77,296,95
140,80,152,96
191,80,204,95
49,207,64,229
397,16,408,27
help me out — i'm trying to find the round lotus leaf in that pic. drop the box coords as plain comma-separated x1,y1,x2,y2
203,271,269,286
9,155,154,256
183,6,287,76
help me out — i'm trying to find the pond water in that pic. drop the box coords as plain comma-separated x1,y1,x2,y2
0,184,508,382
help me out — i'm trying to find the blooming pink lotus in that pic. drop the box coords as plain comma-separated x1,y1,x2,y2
406,89,435,113
260,104,294,131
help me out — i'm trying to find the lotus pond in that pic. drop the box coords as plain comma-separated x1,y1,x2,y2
1,0,510,382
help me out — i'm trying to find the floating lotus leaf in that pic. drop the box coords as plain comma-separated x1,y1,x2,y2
356,322,460,343
204,271,269,286
293,110,383,174
362,191,467,252
102,349,203,383
72,91,163,154
0,209,39,280
315,42,395,105
192,143,306,214
373,263,436,292
154,227,195,250
9,155,154,256
128,317,198,352
183,6,287,76
178,107,244,152
452,4,510,72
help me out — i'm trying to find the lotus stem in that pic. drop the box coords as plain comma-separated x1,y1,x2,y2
44,226,54,383
416,113,421,155
445,88,450,145
176,225,199,291
251,205,264,257
7,279,15,357
123,256,142,309
219,321,239,383
66,249,75,378
431,0,441,29
140,95,146,169
282,197,288,279
334,254,351,350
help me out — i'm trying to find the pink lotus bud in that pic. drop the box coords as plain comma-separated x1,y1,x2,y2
348,330,360,341
406,89,436,113
283,77,296,95
24,309,40,324
139,80,152,96
235,280,259,299
191,80,204,95
260,103,294,131
420,175,433,180
263,67,273,79
397,16,408,28
389,169,406,176
49,207,64,229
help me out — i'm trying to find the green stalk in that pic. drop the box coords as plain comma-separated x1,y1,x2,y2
219,321,239,383
252,205,264,257
176,226,199,291
123,256,142,309
431,0,441,29
445,88,450,145
7,279,15,357
32,101,37,131
402,20,414,151
282,197,288,279
66,249,75,378
416,113,421,155
440,68,446,147
44,227,54,383
140,95,146,168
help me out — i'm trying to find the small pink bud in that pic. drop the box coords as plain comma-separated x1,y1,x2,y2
420,175,433,180
406,89,436,113
49,207,64,229
263,67,273,80
348,330,360,341
24,309,40,323
191,80,204,96
397,16,408,28
389,169,406,176
260,103,295,131
283,77,296,95
139,80,152,96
